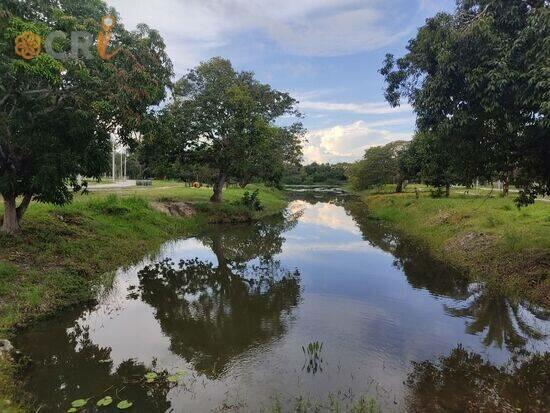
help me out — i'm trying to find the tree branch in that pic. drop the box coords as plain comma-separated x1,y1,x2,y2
16,193,33,221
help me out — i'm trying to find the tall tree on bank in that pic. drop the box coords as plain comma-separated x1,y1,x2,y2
380,0,549,205
348,141,408,192
0,0,173,233
168,57,303,202
399,132,458,196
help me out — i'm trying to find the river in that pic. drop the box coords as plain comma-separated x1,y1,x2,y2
14,193,550,412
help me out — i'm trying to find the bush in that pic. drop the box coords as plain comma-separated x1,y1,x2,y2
89,194,131,215
430,187,445,198
238,189,263,211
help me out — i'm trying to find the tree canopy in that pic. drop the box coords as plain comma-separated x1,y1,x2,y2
281,162,348,186
348,141,408,192
0,0,173,233
380,0,549,205
146,57,304,202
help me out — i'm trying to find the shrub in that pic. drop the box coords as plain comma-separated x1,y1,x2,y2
89,195,131,215
238,189,263,211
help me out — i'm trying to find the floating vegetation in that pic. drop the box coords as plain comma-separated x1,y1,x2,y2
65,369,187,411
117,400,133,409
96,396,113,407
144,371,158,383
302,341,324,374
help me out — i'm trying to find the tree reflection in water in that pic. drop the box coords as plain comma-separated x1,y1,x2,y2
15,310,173,413
15,212,302,412
344,200,548,352
406,345,550,413
344,200,471,299
131,213,302,378
444,285,548,350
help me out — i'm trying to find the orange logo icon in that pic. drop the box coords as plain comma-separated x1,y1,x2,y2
15,31,42,60
97,15,120,61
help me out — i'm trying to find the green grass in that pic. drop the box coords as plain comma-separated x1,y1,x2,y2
0,183,287,411
361,189,550,305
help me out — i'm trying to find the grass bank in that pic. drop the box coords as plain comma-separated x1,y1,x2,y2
0,183,287,411
360,188,550,306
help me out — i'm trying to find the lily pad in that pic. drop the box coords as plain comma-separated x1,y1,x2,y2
117,400,133,410
144,372,158,383
167,375,179,383
71,399,88,408
97,396,113,407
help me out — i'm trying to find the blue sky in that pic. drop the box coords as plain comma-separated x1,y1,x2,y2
108,0,456,164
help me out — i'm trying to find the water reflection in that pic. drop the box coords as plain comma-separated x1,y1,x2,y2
344,200,549,353
406,345,550,413
445,286,547,350
13,195,550,412
344,200,471,299
133,257,301,378
16,309,174,412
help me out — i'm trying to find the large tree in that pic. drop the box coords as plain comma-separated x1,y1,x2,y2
0,0,173,233
380,0,549,205
399,132,459,196
348,140,408,192
167,57,303,202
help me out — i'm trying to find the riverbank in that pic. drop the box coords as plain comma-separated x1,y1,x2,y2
360,189,550,306
0,183,287,411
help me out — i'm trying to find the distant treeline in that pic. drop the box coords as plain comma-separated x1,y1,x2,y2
281,162,349,186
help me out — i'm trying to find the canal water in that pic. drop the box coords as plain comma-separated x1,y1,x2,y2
15,194,550,412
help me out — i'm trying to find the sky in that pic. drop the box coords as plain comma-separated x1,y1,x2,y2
107,0,456,164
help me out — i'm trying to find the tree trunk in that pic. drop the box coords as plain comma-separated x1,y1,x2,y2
17,193,32,220
503,175,510,197
1,194,20,234
239,178,250,188
396,178,404,193
210,172,226,203
445,184,451,197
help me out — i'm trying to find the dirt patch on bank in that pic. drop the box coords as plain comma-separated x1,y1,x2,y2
431,210,471,226
444,232,550,306
150,201,196,218
444,232,496,254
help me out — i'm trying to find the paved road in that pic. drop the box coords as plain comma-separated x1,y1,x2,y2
87,180,137,191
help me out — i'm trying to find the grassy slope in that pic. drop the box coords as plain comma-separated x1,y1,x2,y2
361,188,550,305
0,183,287,411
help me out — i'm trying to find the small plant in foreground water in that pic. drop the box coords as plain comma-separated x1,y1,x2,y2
302,341,324,374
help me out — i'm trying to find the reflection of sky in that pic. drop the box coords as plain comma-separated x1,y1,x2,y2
58,199,550,411
288,201,363,235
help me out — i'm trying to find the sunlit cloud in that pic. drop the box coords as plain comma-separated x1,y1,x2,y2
303,120,413,164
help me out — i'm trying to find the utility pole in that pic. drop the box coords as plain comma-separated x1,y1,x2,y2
112,142,116,181
124,152,127,180
120,152,123,181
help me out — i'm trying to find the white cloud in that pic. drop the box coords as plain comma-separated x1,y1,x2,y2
108,0,432,72
303,120,413,164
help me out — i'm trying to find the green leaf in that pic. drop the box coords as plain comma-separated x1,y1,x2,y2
71,399,87,408
144,372,157,380
167,375,179,383
117,400,133,410
97,396,113,407
67,409,77,413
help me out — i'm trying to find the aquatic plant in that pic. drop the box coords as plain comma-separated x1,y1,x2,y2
302,341,324,374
